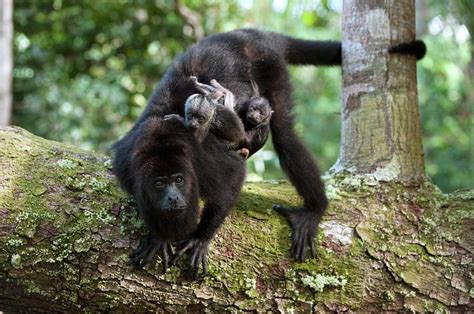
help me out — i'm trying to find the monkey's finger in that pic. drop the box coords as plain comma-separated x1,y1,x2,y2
129,248,141,259
162,247,169,273
129,244,151,267
202,255,208,275
196,85,214,95
129,255,141,268
129,236,149,259
171,241,194,265
299,232,308,262
189,248,199,269
189,253,200,279
210,90,224,103
308,236,315,259
299,242,306,262
210,79,225,90
140,246,159,268
296,232,306,262
290,228,301,257
167,243,175,257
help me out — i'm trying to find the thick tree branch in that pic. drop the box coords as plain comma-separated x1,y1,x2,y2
0,127,472,311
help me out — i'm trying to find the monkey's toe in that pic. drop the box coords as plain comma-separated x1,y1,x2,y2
171,238,210,279
273,206,319,262
129,234,173,271
239,148,250,159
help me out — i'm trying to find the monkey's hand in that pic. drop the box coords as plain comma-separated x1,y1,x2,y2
210,79,235,109
129,234,174,273
171,238,210,279
272,206,319,262
163,114,185,124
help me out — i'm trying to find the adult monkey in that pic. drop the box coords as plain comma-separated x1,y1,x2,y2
114,29,425,263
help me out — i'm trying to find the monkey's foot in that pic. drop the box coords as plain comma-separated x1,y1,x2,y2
273,206,320,262
129,234,173,272
238,148,250,159
171,238,210,279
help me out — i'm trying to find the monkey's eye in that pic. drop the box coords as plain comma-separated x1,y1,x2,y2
198,117,205,124
155,180,165,189
175,176,184,185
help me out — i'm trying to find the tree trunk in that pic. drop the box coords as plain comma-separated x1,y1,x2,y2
0,127,472,312
333,0,425,184
0,0,13,126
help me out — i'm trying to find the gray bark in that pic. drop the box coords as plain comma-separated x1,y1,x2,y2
333,0,426,184
0,127,472,312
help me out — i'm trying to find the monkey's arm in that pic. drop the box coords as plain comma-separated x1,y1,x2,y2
172,190,241,277
171,203,226,277
211,107,248,151
255,55,327,262
210,79,235,109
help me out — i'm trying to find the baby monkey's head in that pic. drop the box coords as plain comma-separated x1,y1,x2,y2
184,94,215,129
246,96,273,126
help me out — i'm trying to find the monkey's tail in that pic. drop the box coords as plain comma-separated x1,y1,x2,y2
283,36,341,66
388,40,426,60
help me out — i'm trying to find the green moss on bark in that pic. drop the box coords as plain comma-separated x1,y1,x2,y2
0,127,472,312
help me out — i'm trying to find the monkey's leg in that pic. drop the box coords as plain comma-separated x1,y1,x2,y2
210,79,235,109
172,189,240,278
267,80,328,262
163,113,185,124
211,107,248,150
129,233,174,272
191,76,216,96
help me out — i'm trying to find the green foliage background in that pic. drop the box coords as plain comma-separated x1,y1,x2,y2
12,0,473,192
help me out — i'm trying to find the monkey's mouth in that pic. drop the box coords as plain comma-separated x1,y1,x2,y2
185,121,200,129
247,115,262,125
160,205,187,213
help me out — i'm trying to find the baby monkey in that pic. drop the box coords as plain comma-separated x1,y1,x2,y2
184,76,235,140
182,76,274,158
182,76,249,158
242,80,274,127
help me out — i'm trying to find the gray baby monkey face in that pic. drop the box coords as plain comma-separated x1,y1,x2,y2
184,94,214,129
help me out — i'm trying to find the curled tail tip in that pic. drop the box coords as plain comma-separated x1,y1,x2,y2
389,39,427,60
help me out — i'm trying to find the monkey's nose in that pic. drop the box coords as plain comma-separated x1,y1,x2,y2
188,121,199,129
168,195,179,202
168,195,180,209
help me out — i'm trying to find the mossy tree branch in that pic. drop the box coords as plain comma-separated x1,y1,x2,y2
0,127,472,312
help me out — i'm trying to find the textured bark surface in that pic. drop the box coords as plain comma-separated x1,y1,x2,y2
334,0,425,184
0,127,472,312
0,0,13,126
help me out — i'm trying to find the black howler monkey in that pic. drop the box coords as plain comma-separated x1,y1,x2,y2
113,29,427,271
125,115,246,275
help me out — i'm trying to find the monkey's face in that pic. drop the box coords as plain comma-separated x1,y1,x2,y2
152,173,188,212
246,97,273,126
184,94,214,129
140,156,197,216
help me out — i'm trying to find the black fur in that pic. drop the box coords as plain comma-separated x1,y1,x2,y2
124,116,245,275
113,29,428,269
113,29,339,269
389,40,427,60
